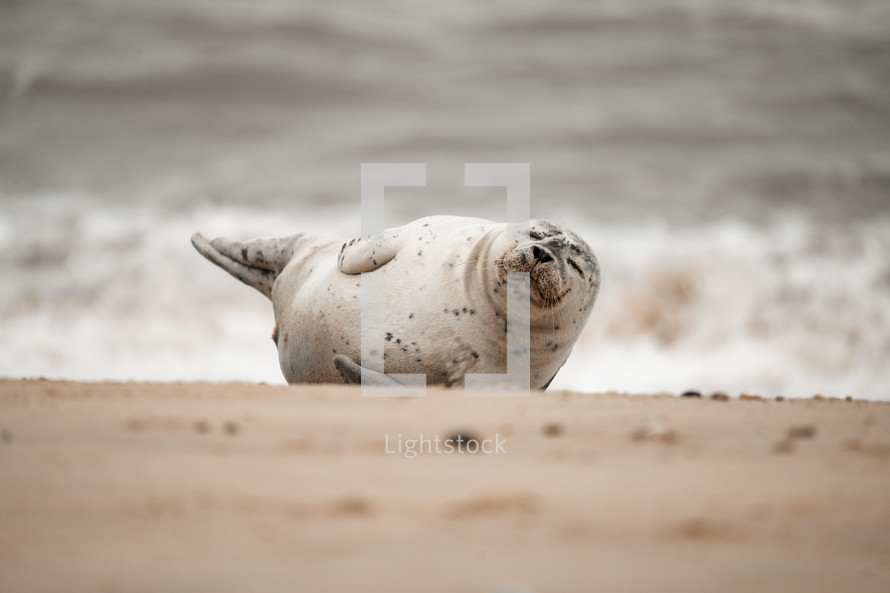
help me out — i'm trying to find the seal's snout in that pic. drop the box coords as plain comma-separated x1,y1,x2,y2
501,242,568,306
503,242,558,274
532,245,554,265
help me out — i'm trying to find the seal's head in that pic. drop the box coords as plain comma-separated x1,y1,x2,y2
499,220,600,314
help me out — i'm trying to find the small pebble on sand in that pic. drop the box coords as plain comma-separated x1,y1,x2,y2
445,431,480,452
682,391,702,398
788,425,816,439
330,496,372,516
631,422,676,443
1,429,11,444
710,392,730,401
224,421,239,436
194,420,210,434
542,422,564,437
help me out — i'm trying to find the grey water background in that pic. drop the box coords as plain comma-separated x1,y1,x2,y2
2,0,889,396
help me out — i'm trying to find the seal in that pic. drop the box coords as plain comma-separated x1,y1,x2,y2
191,216,600,389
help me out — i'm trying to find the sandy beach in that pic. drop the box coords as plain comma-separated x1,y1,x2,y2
1,379,888,593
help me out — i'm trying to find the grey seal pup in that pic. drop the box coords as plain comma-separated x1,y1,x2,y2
191,215,599,389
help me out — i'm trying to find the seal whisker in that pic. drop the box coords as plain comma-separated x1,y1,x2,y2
448,267,479,287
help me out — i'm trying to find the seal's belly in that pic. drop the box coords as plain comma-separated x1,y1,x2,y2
274,240,517,385
273,220,575,387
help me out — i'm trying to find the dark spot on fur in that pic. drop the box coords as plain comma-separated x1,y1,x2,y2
409,313,414,319
385,332,393,342
472,351,479,359
241,248,248,260
395,339,401,344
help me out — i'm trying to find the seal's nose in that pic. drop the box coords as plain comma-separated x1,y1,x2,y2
532,245,554,264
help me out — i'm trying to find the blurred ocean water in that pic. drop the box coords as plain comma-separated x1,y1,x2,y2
1,0,889,397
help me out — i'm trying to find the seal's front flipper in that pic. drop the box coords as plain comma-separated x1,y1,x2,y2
338,229,404,274
333,354,405,386
191,232,308,299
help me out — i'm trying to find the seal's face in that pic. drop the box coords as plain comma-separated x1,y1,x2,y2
499,220,600,312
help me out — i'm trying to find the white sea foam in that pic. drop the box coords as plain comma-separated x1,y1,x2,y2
552,216,890,398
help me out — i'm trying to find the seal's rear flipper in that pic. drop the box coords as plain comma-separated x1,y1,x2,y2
333,354,405,386
191,232,286,298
